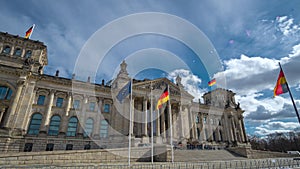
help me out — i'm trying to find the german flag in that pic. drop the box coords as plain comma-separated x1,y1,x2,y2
208,78,216,86
25,25,34,39
274,69,288,97
156,86,169,109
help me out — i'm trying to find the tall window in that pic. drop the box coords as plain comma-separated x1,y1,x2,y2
89,102,95,111
37,95,45,105
73,100,80,109
2,46,11,54
27,113,42,135
0,86,12,100
56,97,64,107
84,118,94,137
48,115,61,136
66,117,78,136
100,120,109,138
25,50,32,58
104,104,110,113
14,48,22,56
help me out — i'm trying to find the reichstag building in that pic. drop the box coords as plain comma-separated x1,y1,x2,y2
0,31,248,152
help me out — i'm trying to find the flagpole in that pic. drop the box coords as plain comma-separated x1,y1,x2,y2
128,78,133,166
150,82,154,163
167,85,174,163
29,24,35,39
279,63,300,124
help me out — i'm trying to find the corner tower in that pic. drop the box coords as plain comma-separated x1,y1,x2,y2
0,32,48,74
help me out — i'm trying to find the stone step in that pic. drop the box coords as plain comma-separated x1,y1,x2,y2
174,150,246,162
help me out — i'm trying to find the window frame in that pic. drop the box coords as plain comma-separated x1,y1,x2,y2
100,119,109,138
24,143,33,152
56,97,64,108
25,50,32,58
103,104,110,113
0,86,12,100
48,115,61,136
66,117,78,137
73,99,80,110
37,95,46,105
14,47,22,57
84,118,94,137
27,113,43,135
89,102,96,112
66,144,73,150
2,45,11,54
46,143,54,151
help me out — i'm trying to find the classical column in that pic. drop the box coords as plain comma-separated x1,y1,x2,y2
179,104,184,138
77,95,88,136
94,98,103,138
187,107,195,139
0,107,6,125
65,93,72,116
5,79,25,128
44,89,55,126
172,109,177,139
129,99,135,136
155,108,160,137
142,99,148,136
160,108,166,139
232,117,238,141
239,118,246,142
228,116,235,141
222,117,229,142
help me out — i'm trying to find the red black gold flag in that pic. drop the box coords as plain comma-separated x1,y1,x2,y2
25,25,34,39
208,78,216,86
156,86,169,109
274,69,288,96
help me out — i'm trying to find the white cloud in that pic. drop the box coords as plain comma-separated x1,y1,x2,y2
254,121,299,136
214,42,300,136
167,69,207,102
276,16,300,36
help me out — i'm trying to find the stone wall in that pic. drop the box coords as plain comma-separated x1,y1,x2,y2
227,145,296,159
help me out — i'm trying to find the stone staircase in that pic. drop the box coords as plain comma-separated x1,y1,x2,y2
174,149,246,162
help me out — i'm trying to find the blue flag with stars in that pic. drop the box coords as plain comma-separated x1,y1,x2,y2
117,81,131,103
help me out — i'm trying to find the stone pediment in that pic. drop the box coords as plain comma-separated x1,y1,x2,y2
133,78,194,100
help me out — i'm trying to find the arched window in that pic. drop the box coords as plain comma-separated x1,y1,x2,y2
27,113,42,135
2,45,11,54
66,117,78,136
100,119,109,138
25,50,32,58
84,118,94,137
48,115,61,136
14,48,22,56
0,86,12,100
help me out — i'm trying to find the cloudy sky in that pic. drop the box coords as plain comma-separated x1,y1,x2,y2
1,0,300,136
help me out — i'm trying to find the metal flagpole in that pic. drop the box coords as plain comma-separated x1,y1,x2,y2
167,85,174,163
29,24,35,39
150,82,154,163
128,78,133,166
279,63,300,124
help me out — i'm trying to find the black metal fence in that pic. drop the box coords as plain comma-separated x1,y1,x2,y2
2,158,300,169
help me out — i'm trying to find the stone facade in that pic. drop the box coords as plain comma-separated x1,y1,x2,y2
0,31,248,153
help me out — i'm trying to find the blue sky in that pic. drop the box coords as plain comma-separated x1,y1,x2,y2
1,0,300,136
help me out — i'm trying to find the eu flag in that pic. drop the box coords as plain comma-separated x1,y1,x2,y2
117,81,131,103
